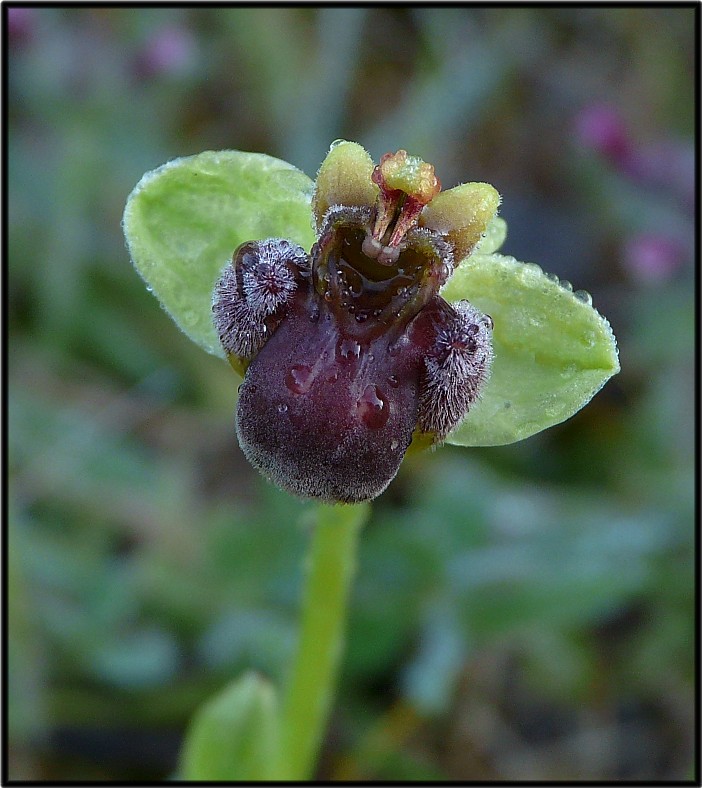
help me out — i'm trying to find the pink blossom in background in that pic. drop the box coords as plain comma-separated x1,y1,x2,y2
623,234,686,284
575,104,694,211
7,6,36,45
575,104,632,166
135,25,196,79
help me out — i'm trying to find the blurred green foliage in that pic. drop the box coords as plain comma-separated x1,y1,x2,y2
8,6,695,781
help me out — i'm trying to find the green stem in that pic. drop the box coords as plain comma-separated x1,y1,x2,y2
280,501,369,780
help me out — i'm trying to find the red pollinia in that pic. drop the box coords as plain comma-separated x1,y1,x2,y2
213,143,500,503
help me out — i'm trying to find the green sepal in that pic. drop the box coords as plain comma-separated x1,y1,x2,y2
441,253,620,446
123,150,315,358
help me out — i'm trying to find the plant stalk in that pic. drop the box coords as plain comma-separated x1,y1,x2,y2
280,501,369,780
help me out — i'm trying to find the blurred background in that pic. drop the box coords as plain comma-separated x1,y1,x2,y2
7,6,696,781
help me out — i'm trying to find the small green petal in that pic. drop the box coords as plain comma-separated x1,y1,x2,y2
312,140,377,230
123,150,315,358
420,182,500,262
474,215,507,255
441,253,620,446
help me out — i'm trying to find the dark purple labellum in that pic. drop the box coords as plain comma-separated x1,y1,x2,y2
213,206,492,503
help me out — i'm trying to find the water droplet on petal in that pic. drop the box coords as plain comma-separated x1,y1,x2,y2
285,364,314,394
357,385,389,429
337,338,362,361
387,375,399,388
277,403,288,414
390,439,399,450
522,263,543,277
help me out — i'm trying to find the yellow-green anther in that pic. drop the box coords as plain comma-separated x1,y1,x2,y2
420,182,501,263
312,141,377,230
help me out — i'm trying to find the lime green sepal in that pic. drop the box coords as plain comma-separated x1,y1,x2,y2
179,671,286,781
441,253,620,446
123,150,316,358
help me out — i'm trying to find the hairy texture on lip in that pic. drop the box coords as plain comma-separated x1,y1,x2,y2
213,238,308,359
415,299,493,440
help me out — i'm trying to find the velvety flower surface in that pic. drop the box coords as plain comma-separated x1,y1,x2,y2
123,141,620,502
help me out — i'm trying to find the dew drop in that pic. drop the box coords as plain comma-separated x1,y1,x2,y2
277,403,288,414
348,279,363,297
390,439,399,450
309,306,320,322
357,385,389,429
522,263,543,277
285,364,314,394
560,279,573,292
355,312,368,323
545,272,560,284
387,374,399,388
574,289,592,305
337,338,362,361
324,290,333,302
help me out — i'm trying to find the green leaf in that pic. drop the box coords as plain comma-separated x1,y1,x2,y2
123,151,315,358
441,253,620,446
179,671,285,781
